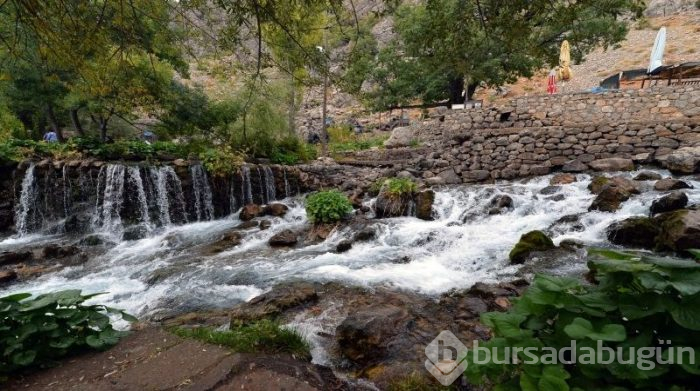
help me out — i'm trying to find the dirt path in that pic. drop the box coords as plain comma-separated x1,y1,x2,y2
6,328,352,391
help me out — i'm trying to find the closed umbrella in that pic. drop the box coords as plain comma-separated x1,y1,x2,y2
558,40,573,81
547,70,557,94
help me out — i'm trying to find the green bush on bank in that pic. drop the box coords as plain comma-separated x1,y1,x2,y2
465,248,700,390
0,290,135,376
305,190,353,223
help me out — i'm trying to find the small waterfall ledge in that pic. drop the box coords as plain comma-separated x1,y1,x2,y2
1,160,303,239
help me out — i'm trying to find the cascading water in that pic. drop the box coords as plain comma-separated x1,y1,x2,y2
127,166,153,232
263,166,276,203
93,164,126,234
190,164,215,221
241,165,253,205
6,169,695,323
14,164,40,236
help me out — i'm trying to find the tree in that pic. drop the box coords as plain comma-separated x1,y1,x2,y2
365,0,645,108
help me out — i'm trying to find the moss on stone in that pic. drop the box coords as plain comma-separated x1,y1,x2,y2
509,230,555,264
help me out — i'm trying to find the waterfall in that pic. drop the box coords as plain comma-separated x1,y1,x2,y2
93,164,126,233
283,168,290,198
263,166,276,203
256,167,265,204
190,164,214,221
241,166,253,205
127,166,153,231
14,164,40,236
62,165,72,218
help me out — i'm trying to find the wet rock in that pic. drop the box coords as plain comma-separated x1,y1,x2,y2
354,227,376,242
230,282,318,322
588,158,634,172
655,210,700,252
269,229,298,247
654,178,693,191
263,203,289,217
336,304,410,365
374,185,415,218
589,176,639,195
0,270,18,284
206,231,243,254
415,190,435,221
236,221,259,230
0,251,32,266
42,244,80,259
259,220,272,230
588,185,631,212
550,173,577,185
509,230,555,264
650,192,688,216
122,225,148,241
336,240,353,253
539,186,560,195
239,204,263,221
660,146,700,174
634,171,663,181
607,217,660,249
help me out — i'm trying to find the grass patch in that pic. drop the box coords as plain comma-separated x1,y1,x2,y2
170,319,311,359
387,372,457,391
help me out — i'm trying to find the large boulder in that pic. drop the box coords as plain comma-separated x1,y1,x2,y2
607,217,660,249
239,204,263,221
650,192,688,216
336,304,410,364
660,146,700,174
263,203,289,217
654,178,693,191
588,185,631,212
588,158,634,172
509,230,555,264
588,176,639,195
655,210,700,252
415,190,435,221
383,126,418,149
374,186,415,218
268,229,298,247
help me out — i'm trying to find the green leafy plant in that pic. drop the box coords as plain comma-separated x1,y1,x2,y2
0,290,135,375
199,145,246,177
465,248,700,390
383,178,417,198
171,319,310,359
305,190,353,223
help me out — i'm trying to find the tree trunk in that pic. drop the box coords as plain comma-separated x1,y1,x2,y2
69,109,85,136
466,83,478,101
448,77,465,105
46,103,63,142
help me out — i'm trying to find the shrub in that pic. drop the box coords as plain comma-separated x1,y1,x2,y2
0,290,135,376
465,248,700,390
383,178,417,198
171,319,310,359
199,145,246,177
305,190,353,223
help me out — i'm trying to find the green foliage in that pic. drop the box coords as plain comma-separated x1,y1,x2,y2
383,178,417,198
171,319,310,359
465,248,700,390
199,146,246,177
305,190,353,223
363,0,645,109
0,290,135,375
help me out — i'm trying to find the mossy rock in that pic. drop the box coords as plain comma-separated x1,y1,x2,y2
509,230,555,264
